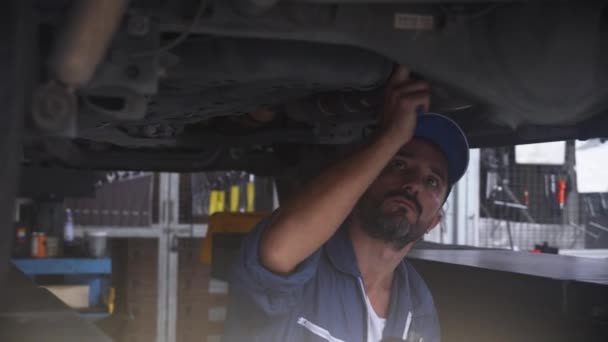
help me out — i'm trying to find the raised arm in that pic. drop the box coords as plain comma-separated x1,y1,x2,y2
259,66,430,274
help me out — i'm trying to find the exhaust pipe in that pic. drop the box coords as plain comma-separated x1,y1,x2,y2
49,0,129,88
33,0,128,136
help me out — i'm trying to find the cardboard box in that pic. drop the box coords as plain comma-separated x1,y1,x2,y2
41,285,90,309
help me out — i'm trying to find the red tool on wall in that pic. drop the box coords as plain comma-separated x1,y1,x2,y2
558,178,566,210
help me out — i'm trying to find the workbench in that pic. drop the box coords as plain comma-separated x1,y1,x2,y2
0,265,111,342
409,249,608,342
11,258,112,316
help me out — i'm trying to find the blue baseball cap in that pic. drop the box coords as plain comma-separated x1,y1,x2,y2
413,113,470,193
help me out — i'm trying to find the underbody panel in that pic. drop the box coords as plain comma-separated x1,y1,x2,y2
23,0,608,172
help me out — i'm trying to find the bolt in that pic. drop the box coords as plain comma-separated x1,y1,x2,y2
125,65,140,79
142,124,159,137
127,14,150,37
32,82,77,135
230,147,244,160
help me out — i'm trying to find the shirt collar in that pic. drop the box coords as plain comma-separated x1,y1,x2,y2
324,225,410,284
324,225,414,337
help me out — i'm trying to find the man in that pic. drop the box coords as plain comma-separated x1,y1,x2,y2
224,65,469,342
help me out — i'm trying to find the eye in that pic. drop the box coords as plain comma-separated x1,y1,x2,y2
389,159,407,170
426,177,439,188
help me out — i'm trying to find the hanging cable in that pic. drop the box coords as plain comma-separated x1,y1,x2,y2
132,0,208,57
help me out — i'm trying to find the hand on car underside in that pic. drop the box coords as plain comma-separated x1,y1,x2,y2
381,65,431,145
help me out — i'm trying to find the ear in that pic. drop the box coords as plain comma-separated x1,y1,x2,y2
426,210,443,234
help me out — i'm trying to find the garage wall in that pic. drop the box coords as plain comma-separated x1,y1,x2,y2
125,239,158,342
123,238,227,342
178,239,228,342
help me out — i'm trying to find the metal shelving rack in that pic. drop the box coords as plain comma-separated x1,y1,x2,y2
73,173,207,342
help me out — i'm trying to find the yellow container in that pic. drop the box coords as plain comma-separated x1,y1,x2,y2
200,212,269,265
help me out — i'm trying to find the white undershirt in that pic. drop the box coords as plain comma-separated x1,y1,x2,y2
362,288,387,342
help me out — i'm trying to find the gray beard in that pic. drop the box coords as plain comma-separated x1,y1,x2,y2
357,206,424,251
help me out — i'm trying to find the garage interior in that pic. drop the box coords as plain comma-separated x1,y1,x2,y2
3,157,608,341
1,1,607,341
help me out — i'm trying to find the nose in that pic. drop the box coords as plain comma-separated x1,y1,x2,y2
400,168,424,194
402,184,421,197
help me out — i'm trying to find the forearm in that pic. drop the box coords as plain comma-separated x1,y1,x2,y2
259,65,428,274
260,132,405,274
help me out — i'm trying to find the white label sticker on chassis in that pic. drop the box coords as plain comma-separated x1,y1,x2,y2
394,13,435,30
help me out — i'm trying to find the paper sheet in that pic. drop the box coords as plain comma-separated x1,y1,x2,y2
576,139,608,193
515,141,565,165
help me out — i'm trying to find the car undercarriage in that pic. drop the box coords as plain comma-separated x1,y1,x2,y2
22,0,608,173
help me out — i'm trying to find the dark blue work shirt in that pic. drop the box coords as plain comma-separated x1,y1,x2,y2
223,218,441,342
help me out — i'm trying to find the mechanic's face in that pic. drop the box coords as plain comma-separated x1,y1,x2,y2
354,138,448,250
